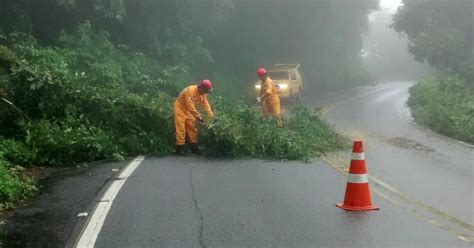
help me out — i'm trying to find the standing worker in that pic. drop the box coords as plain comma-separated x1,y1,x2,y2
174,80,214,156
256,68,282,128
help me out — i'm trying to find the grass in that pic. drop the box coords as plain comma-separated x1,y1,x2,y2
408,76,474,144
0,153,36,210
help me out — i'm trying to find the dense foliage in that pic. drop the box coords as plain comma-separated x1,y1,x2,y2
392,0,473,82
1,23,179,165
392,0,474,143
202,100,343,161
408,76,474,144
0,23,345,205
0,24,343,166
1,0,378,92
0,152,36,209
0,23,179,165
210,1,379,91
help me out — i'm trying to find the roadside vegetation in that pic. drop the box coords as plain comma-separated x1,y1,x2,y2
0,152,36,210
408,76,473,144
0,24,344,207
392,0,473,144
0,0,377,207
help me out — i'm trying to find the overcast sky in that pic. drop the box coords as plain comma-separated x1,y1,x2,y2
380,0,403,12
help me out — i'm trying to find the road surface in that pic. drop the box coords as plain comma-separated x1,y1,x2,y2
71,82,473,247
305,82,473,220
304,81,473,242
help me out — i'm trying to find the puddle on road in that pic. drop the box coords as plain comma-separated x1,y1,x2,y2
386,137,436,153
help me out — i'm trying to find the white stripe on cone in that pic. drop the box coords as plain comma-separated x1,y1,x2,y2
351,152,365,160
347,173,369,183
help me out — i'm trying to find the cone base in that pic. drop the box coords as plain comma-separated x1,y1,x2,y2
336,203,379,211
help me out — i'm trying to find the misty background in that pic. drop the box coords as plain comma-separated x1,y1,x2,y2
0,0,472,163
363,0,431,82
0,0,383,97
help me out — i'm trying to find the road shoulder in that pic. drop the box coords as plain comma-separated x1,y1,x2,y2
0,159,129,247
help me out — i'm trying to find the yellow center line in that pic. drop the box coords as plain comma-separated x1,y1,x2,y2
316,85,472,243
317,85,397,116
331,155,474,233
322,154,473,243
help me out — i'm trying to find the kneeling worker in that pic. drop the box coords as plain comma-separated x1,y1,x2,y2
256,68,282,128
174,80,214,156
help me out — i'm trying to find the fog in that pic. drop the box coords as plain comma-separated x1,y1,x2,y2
363,4,431,82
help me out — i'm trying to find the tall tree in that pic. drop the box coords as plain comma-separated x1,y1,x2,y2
1,0,379,89
210,0,379,89
391,0,474,80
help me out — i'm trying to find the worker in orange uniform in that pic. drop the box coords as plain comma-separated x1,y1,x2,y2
174,80,214,156
256,68,282,128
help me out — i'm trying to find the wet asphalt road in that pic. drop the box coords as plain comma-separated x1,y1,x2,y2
303,82,473,227
75,82,473,247
94,157,468,247
1,160,129,248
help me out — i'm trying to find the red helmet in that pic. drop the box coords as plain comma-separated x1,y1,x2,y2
198,79,213,92
257,68,268,77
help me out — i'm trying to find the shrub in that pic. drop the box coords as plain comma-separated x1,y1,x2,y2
200,98,343,161
101,92,175,156
0,138,32,166
25,115,122,166
408,76,474,143
0,152,36,209
0,23,344,167
0,24,182,165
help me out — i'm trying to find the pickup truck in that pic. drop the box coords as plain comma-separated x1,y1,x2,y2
254,64,303,100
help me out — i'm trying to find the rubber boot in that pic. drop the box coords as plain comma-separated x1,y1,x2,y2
175,145,187,156
190,143,202,155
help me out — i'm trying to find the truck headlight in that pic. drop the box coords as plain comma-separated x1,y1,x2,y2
278,84,288,89
255,85,261,89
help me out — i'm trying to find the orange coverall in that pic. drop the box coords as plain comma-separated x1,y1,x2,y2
174,85,214,145
260,77,282,127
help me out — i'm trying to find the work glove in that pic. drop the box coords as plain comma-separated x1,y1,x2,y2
197,116,206,127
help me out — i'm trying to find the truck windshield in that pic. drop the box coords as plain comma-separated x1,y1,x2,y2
269,71,289,80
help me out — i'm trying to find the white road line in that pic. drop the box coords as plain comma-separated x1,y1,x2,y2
117,156,145,179
76,156,145,248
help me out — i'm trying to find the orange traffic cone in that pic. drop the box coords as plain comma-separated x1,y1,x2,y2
336,140,379,211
